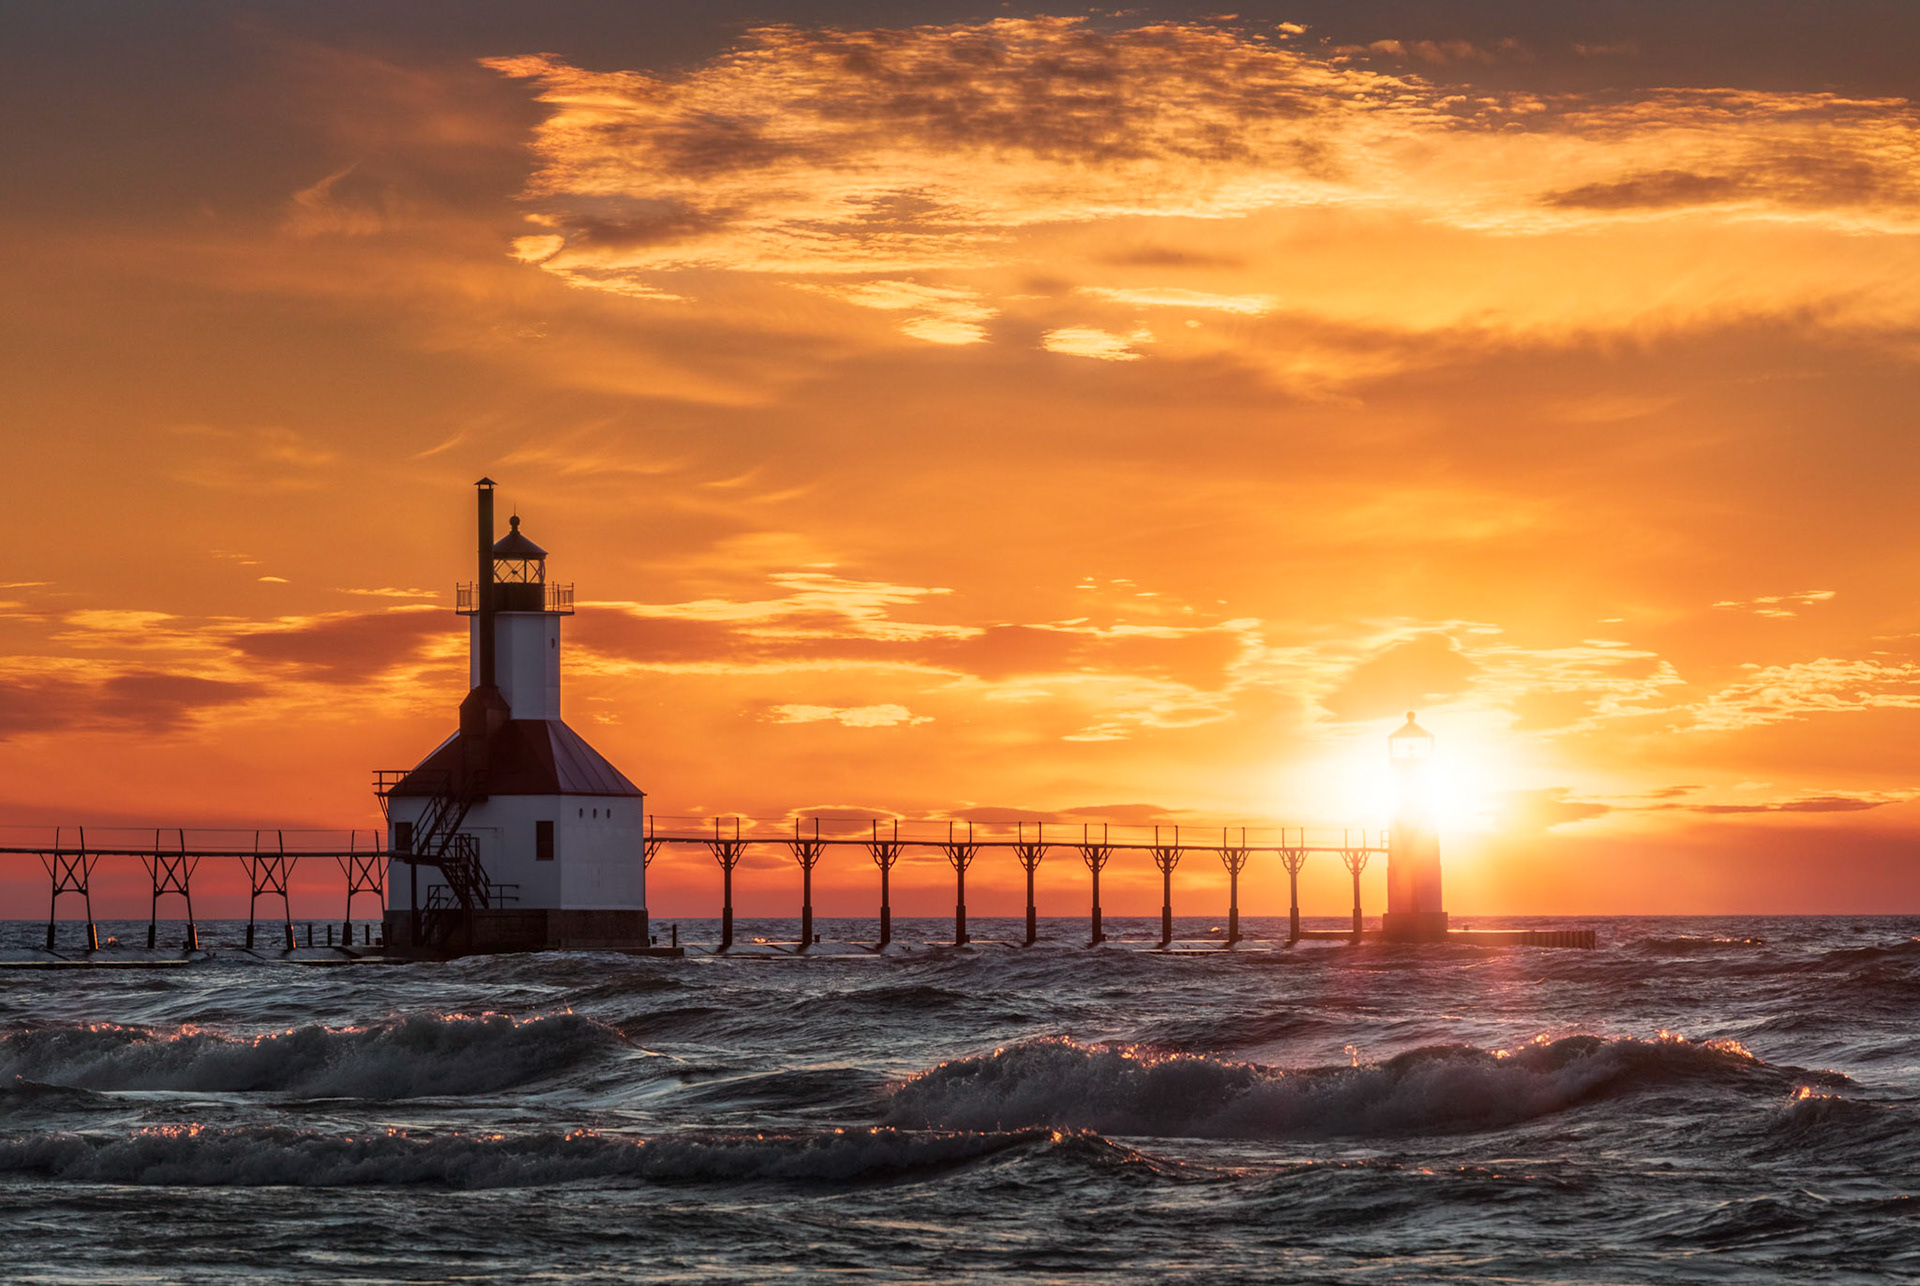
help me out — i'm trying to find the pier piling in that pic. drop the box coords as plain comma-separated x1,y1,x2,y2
706,818,747,952
1219,829,1250,946
142,829,199,952
942,821,978,946
1280,844,1308,943
1014,823,1047,946
1078,825,1112,946
866,820,904,949
1149,826,1182,948
789,818,827,952
1340,839,1370,942
40,828,99,953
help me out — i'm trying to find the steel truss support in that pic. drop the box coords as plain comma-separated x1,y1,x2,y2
940,822,978,946
1218,828,1251,946
642,818,664,946
788,818,828,951
1078,824,1112,946
1279,845,1309,944
337,831,384,947
1340,839,1371,942
705,817,749,952
1014,822,1047,947
865,820,904,949
40,826,99,952
1148,825,1183,948
144,828,199,952
245,830,297,951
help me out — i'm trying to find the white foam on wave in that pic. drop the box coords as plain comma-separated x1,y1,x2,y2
0,1013,616,1098
0,1125,1041,1187
882,1034,1779,1140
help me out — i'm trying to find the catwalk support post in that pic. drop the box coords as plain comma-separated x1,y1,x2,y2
706,817,748,952
1014,822,1047,946
337,831,384,949
1218,828,1250,946
788,817,827,951
1078,824,1112,947
1340,835,1370,943
865,819,904,949
245,830,297,952
1149,825,1183,948
1280,842,1309,944
642,818,663,946
941,821,977,947
40,827,99,953
144,828,199,952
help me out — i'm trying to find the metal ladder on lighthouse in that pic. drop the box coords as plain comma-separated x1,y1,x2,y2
375,768,508,951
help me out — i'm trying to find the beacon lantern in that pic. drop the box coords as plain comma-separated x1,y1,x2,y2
1382,712,1449,942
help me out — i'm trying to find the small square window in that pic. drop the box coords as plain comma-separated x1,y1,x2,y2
536,819,555,861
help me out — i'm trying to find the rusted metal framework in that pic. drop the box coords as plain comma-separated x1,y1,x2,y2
788,818,828,951
1013,823,1047,946
1147,825,1183,948
705,816,749,952
940,821,978,947
641,815,1393,951
1218,829,1251,945
865,820,905,949
0,827,387,954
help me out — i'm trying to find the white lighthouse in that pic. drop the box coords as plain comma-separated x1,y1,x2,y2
1381,712,1448,942
378,479,648,953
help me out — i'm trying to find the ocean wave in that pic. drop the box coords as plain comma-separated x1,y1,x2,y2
0,1124,1044,1188
1632,935,1767,953
0,1013,619,1099
883,1034,1806,1140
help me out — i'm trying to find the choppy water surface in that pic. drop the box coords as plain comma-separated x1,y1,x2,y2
1,915,1915,1283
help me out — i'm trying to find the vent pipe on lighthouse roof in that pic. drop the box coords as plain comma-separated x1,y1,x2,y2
476,477,496,690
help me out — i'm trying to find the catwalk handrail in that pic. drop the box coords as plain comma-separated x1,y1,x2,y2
642,815,1388,853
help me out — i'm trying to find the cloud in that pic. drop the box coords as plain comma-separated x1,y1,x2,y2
479,16,1920,393
1689,657,1920,731
1322,633,1479,722
0,670,261,739
1040,326,1153,361
228,608,452,685
767,703,931,728
1711,589,1836,619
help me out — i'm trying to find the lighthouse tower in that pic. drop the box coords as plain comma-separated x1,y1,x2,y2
379,479,648,953
1381,712,1449,942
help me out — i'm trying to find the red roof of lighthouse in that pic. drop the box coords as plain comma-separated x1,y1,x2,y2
389,719,642,797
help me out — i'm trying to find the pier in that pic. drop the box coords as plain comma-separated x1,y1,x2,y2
0,817,1596,956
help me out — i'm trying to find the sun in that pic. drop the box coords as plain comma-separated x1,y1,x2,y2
1303,714,1513,840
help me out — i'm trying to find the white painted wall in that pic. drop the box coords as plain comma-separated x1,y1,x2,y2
386,791,645,912
468,612,562,719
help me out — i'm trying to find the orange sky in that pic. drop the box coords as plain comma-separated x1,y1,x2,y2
6,3,1920,917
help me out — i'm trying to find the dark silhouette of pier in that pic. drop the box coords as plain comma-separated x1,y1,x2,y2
644,815,1389,951
0,816,1595,955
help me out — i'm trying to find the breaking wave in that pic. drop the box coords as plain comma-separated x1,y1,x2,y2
883,1034,1813,1139
0,1013,619,1099
0,1125,1044,1188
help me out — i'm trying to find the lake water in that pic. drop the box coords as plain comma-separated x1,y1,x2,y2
1,915,1915,1283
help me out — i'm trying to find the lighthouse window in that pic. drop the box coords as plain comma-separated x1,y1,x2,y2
593,808,598,818
536,819,555,862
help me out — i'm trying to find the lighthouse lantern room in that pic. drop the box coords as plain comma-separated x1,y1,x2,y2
378,480,647,954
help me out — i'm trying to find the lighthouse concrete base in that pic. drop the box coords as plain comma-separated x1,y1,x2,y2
384,908,652,956
1380,910,1451,942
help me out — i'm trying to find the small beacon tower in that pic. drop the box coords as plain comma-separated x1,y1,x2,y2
1381,712,1449,942
379,479,648,953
